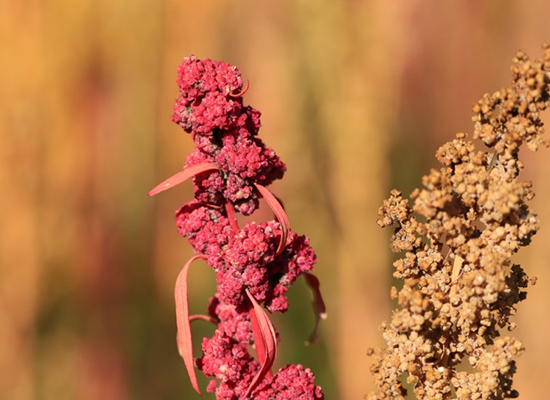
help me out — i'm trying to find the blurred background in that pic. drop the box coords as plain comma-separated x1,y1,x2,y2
2,0,550,399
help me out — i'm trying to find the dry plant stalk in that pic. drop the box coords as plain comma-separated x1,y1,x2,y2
368,45,550,399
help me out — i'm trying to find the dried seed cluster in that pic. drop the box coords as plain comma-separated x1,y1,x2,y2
368,45,550,399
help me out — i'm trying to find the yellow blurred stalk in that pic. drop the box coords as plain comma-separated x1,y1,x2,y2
0,2,43,399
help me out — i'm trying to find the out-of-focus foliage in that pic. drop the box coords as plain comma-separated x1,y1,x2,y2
1,1,549,399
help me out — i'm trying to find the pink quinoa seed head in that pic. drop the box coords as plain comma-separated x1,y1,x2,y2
152,56,323,399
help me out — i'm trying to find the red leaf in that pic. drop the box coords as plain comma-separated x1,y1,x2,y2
148,163,219,196
189,314,216,324
228,79,250,98
224,201,240,232
303,273,327,345
244,289,277,398
254,183,290,255
175,255,207,395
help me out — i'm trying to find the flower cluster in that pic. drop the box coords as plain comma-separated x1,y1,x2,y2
368,45,550,399
171,56,285,215
150,56,324,399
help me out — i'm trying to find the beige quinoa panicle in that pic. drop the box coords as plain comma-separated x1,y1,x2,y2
367,44,550,400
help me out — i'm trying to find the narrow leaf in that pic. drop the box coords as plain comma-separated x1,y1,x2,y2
175,255,207,395
148,163,219,196
228,79,250,98
224,201,240,232
303,273,327,345
189,314,216,324
254,183,290,255
244,289,277,398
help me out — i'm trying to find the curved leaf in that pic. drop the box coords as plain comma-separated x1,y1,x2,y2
228,79,250,98
254,183,290,255
189,314,216,324
175,255,207,395
224,201,240,232
148,163,219,196
304,273,327,345
244,289,277,398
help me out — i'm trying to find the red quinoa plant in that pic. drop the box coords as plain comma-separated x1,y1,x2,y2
149,56,325,399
